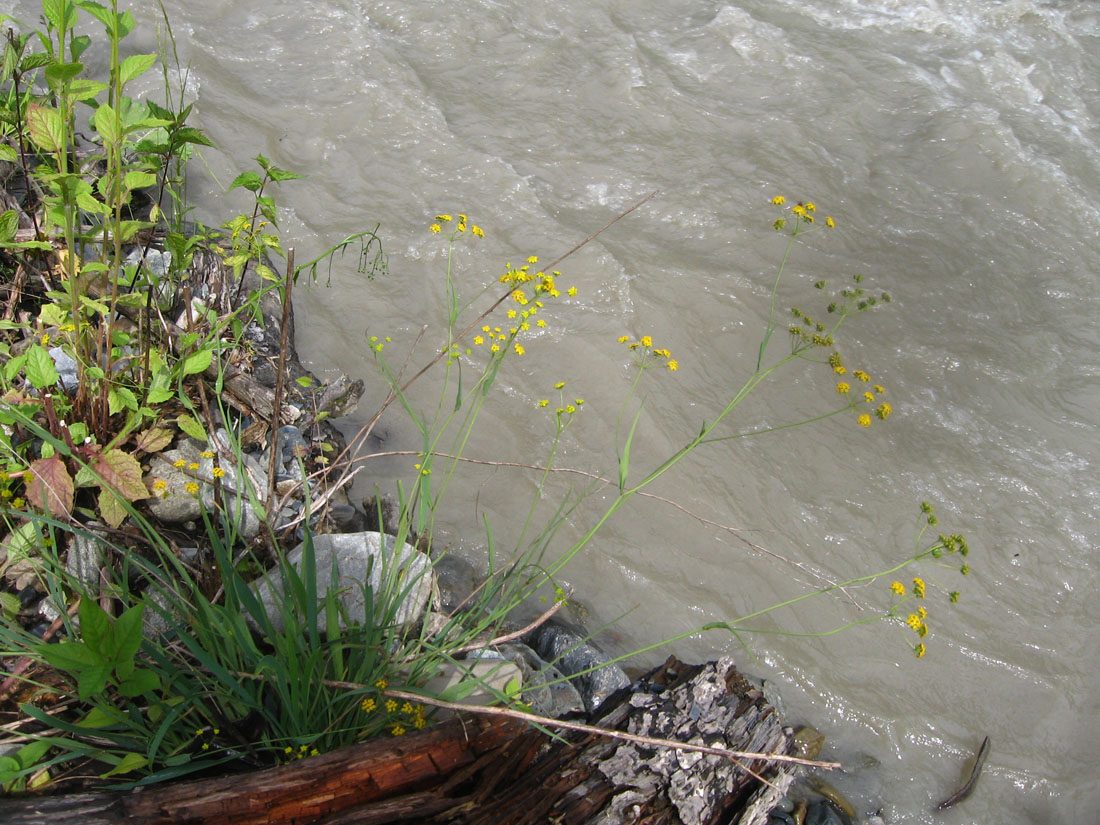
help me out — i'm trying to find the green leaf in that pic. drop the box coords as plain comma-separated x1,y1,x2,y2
123,170,157,190
76,663,113,701
176,414,207,442
0,210,17,243
79,294,110,316
37,640,101,671
0,591,20,620
97,487,127,529
99,752,147,778
106,602,145,666
70,34,91,61
228,171,262,193
268,167,303,183
118,53,156,87
67,77,108,102
26,104,66,157
172,126,214,148
78,597,111,656
73,1,112,31
0,144,16,163
181,348,212,377
27,455,74,517
107,386,137,415
78,706,123,729
44,0,78,31
116,668,160,698
92,102,118,144
45,61,82,88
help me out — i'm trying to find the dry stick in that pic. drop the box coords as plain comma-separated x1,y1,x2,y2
445,594,568,657
371,683,835,781
266,248,295,526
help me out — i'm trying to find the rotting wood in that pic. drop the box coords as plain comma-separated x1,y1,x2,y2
0,658,794,825
0,716,523,825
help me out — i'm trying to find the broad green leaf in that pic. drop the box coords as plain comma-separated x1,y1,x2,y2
92,448,147,501
268,167,303,183
79,295,110,316
44,61,82,88
73,1,112,31
0,591,20,619
67,77,108,102
0,210,17,243
37,640,101,671
2,522,39,565
117,668,160,698
25,104,65,156
70,34,91,61
26,455,74,517
106,602,145,665
78,597,111,657
97,487,127,528
44,0,78,31
99,752,147,778
228,171,262,193
172,126,214,148
118,53,156,87
67,421,88,444
107,386,138,415
176,413,206,441
181,348,212,376
78,706,123,729
123,169,157,190
76,663,113,701
38,302,68,327
0,145,16,163
92,102,119,144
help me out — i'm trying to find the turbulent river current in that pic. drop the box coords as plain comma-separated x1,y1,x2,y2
14,0,1100,821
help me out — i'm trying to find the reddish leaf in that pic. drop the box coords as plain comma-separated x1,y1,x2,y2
27,456,74,517
133,427,173,454
91,449,148,502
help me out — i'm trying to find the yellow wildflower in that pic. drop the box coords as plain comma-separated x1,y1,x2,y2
430,223,441,233
173,460,187,468
184,482,199,495
863,392,875,403
153,479,168,492
472,225,485,237
826,216,835,228
617,335,630,344
361,698,376,712
890,581,906,596
640,335,653,348
876,402,892,420
473,336,484,346
804,202,816,212
554,381,566,389
526,255,538,264
385,699,398,713
435,214,452,222
212,467,226,479
567,286,578,297
906,614,922,631
667,360,679,371
913,577,926,598
858,414,872,428
514,344,525,355
375,679,388,690
914,643,926,659
188,463,199,471
391,724,406,736
538,400,549,408
536,319,547,328
836,382,850,394
490,344,500,352
771,196,786,205
853,370,871,382
833,365,847,375
200,451,215,459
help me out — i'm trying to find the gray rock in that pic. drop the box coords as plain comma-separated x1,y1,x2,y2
66,531,106,587
48,346,79,394
252,531,435,634
528,621,631,713
498,642,585,718
433,554,478,613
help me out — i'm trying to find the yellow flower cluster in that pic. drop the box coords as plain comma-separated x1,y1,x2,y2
429,212,484,238
771,195,835,232
617,334,679,372
826,352,891,428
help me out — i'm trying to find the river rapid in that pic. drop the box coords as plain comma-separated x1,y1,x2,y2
15,0,1100,822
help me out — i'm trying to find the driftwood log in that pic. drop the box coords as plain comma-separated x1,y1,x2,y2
0,658,794,825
